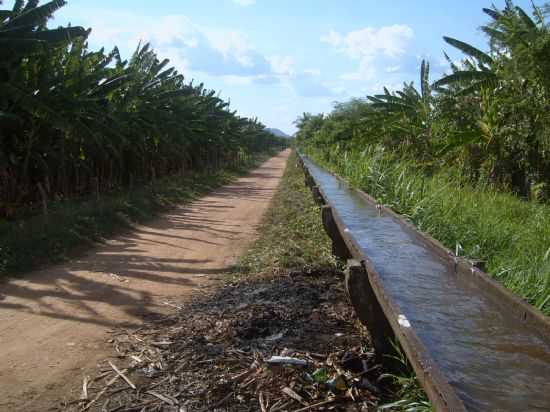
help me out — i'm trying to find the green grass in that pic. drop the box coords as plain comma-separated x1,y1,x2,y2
376,342,433,412
236,151,336,275
304,145,550,315
0,154,270,278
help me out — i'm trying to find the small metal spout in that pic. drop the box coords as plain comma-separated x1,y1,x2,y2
449,252,458,274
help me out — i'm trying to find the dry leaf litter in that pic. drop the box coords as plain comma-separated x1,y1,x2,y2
63,268,384,412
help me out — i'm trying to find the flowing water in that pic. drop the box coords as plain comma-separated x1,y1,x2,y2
303,157,550,412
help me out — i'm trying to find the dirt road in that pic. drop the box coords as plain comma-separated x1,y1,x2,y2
0,150,289,411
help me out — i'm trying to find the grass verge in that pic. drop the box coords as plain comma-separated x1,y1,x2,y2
0,153,272,278
236,151,337,276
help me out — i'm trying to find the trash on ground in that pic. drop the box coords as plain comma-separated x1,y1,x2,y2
266,356,308,367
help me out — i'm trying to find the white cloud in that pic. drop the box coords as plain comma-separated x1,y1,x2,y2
87,22,126,45
137,15,197,46
82,11,276,79
322,25,414,81
386,65,401,73
268,55,295,75
340,59,376,80
233,0,256,6
322,25,413,59
206,30,250,58
368,81,404,94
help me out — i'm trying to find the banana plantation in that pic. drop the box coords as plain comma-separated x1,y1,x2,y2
297,1,550,200
0,0,285,219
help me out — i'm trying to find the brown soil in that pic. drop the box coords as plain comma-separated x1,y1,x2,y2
0,150,290,411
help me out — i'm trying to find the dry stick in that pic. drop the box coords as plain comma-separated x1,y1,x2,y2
117,400,157,412
291,398,336,412
282,387,306,406
259,391,268,412
270,400,292,412
146,376,171,391
230,368,254,383
197,392,233,412
146,391,176,406
240,376,258,389
101,398,111,412
81,374,121,411
268,399,283,411
81,376,90,400
108,361,137,390
130,355,143,364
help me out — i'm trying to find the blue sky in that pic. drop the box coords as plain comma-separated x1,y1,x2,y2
43,1,538,133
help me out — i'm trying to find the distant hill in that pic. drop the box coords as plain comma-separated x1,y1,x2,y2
266,128,292,139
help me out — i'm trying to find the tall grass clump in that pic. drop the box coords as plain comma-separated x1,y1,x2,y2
305,145,550,315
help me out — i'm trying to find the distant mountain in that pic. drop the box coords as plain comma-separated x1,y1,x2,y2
266,128,292,139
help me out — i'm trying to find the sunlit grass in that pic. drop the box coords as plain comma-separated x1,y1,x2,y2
236,151,336,275
378,343,433,412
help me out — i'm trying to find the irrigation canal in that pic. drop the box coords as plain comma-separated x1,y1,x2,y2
300,155,550,412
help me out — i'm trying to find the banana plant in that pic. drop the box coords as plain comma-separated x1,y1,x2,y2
366,60,434,158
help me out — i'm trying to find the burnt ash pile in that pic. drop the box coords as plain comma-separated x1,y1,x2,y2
65,269,383,411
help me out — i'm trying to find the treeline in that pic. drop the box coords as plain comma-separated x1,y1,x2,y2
0,0,286,218
296,1,550,201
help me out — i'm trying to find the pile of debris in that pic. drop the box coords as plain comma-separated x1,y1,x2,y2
65,269,384,411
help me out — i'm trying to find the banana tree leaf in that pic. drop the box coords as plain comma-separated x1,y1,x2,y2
443,36,494,65
89,74,130,97
432,70,497,88
435,130,484,156
516,6,537,29
0,26,87,45
481,26,506,42
0,10,12,20
454,79,497,96
25,26,88,42
0,110,23,130
3,0,66,30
